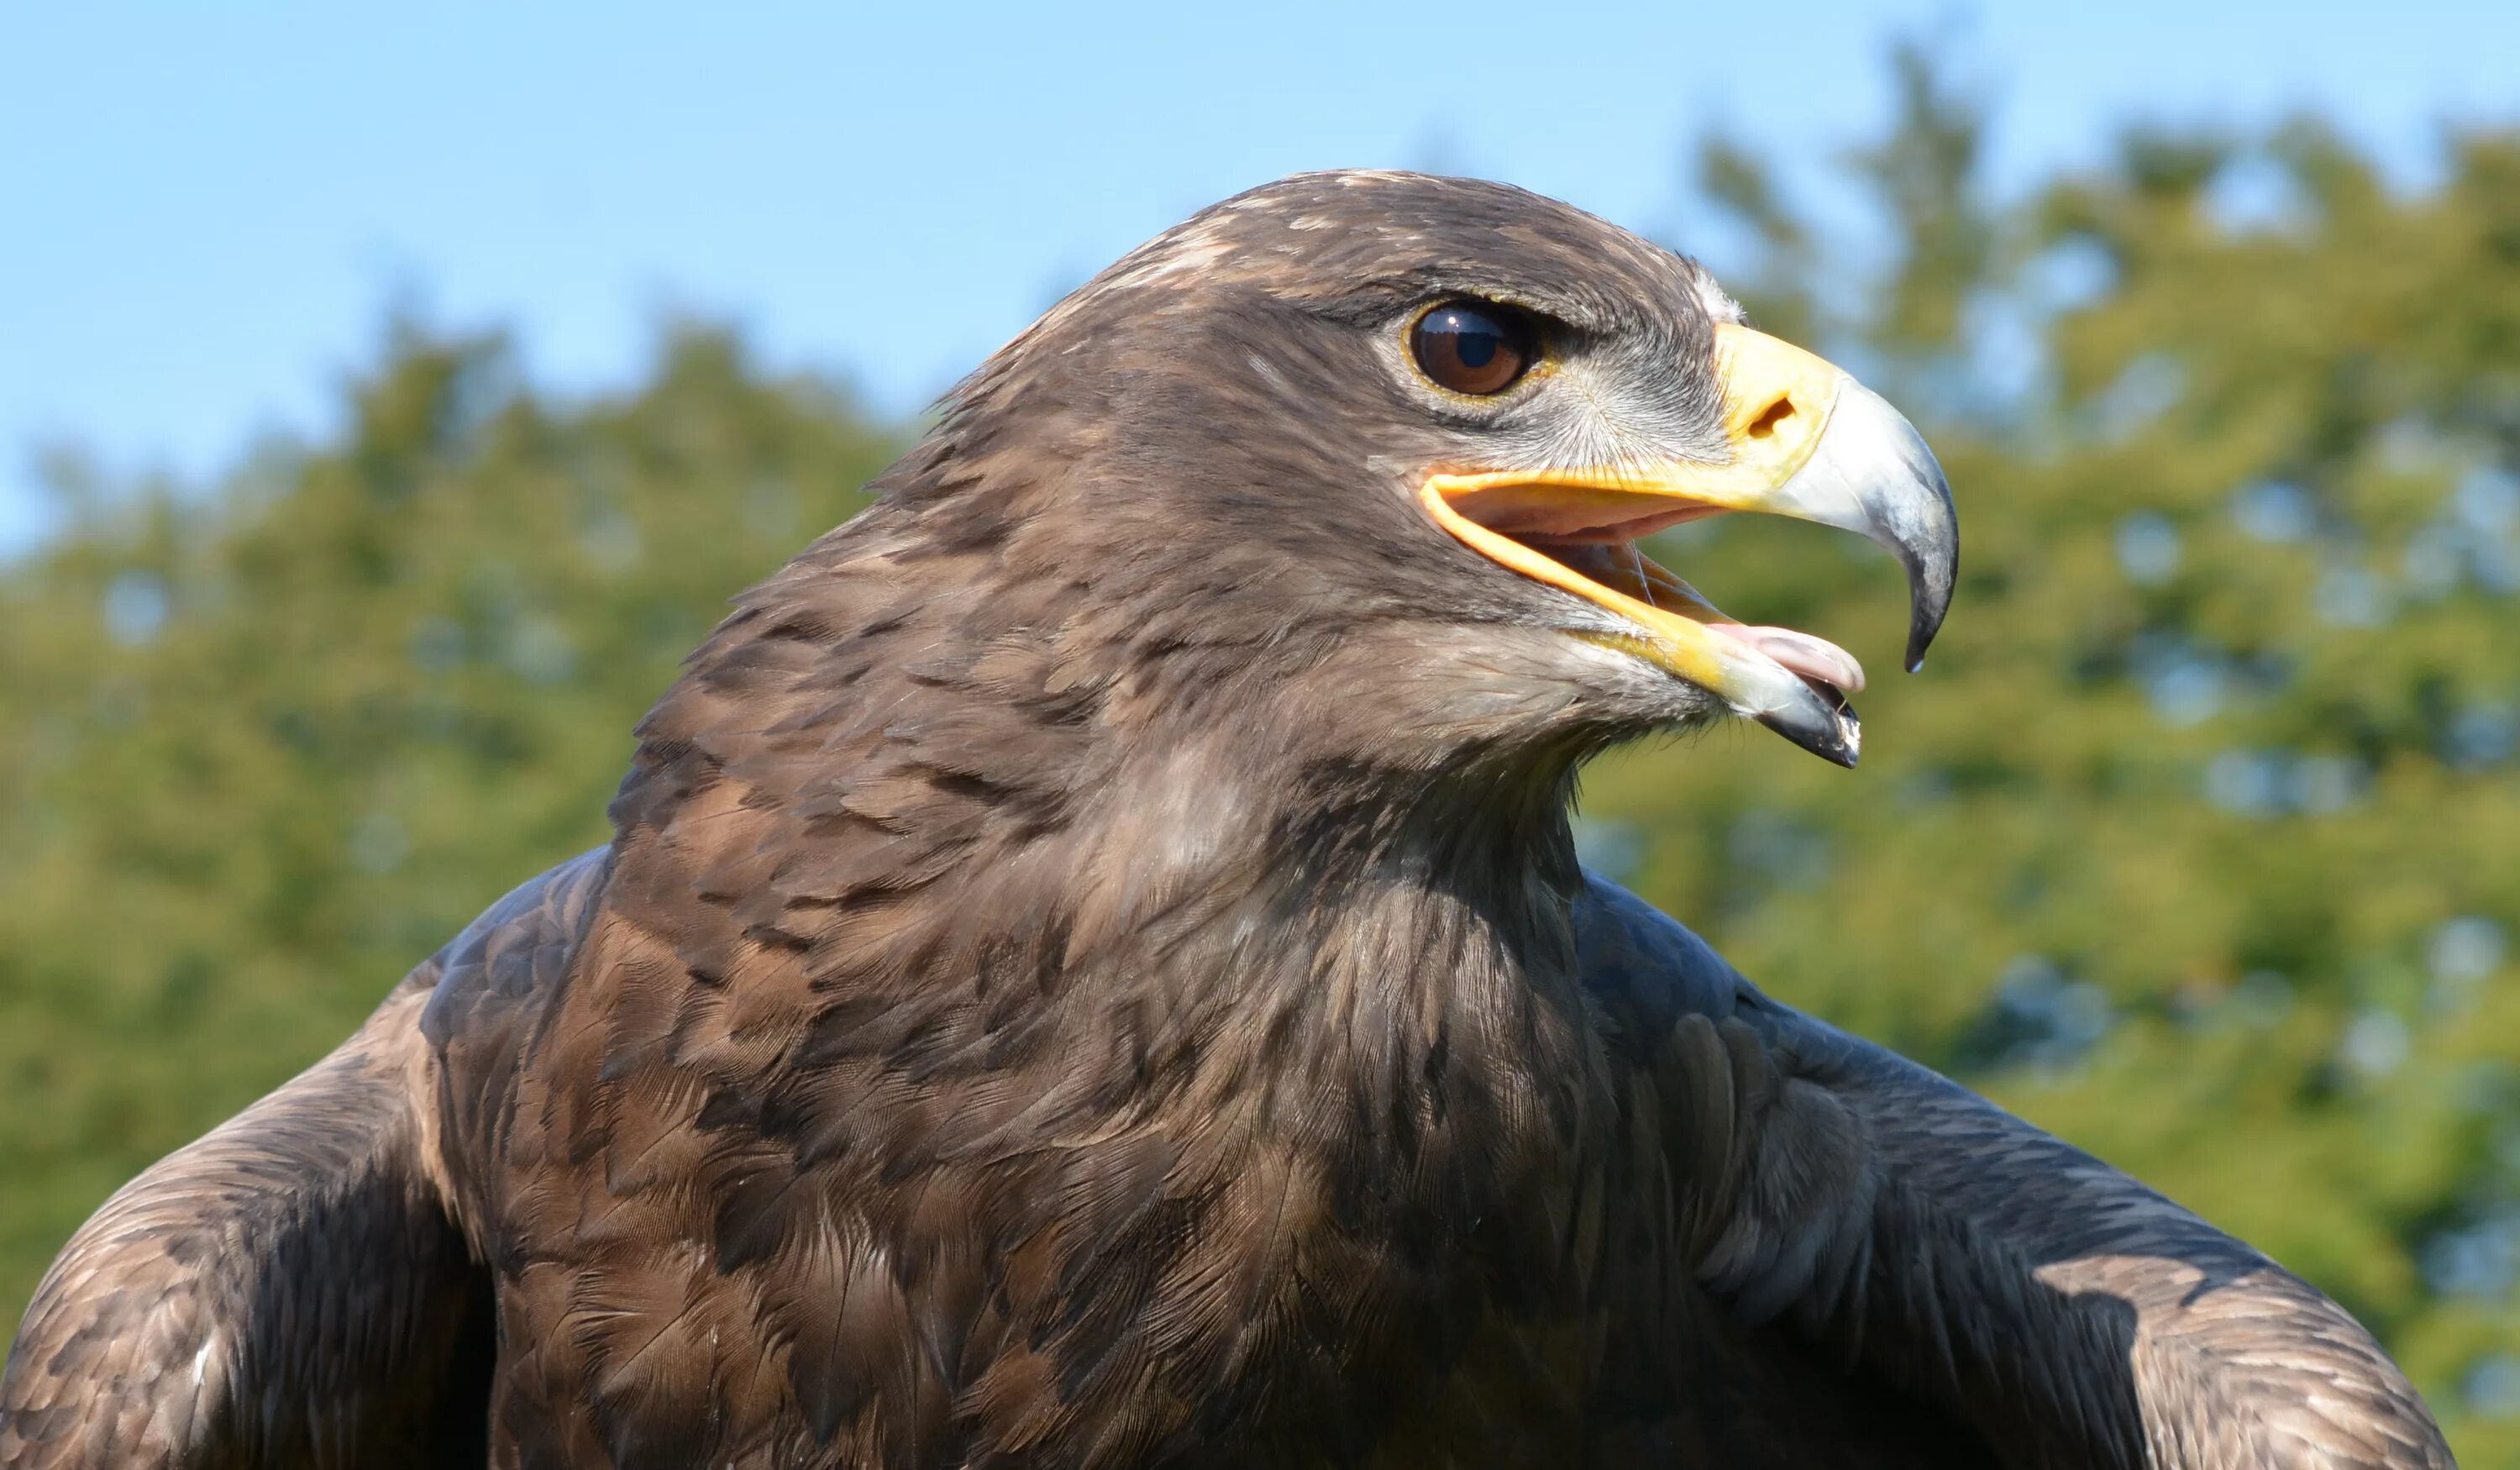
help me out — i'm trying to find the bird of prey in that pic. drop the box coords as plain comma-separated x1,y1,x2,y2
1,172,2450,1470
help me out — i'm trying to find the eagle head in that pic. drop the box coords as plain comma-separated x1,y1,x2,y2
880,170,1956,785
671,168,1961,904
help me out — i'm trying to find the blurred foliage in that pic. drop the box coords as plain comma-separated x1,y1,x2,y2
3,53,2517,1462
0,325,900,1350
1592,45,2520,1460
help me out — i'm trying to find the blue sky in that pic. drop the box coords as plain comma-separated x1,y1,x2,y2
4,1,2515,554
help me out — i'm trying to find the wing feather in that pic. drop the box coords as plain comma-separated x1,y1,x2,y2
1576,873,2453,1470
0,849,612,1469
0,985,490,1468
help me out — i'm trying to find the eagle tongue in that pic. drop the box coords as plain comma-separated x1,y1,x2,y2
1707,623,1866,695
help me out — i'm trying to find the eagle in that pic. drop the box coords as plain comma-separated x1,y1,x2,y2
0,171,2451,1469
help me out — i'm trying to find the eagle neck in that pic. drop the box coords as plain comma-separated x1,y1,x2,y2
1017,740,1618,1221
608,489,1621,1259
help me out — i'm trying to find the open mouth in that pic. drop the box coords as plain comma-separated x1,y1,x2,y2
1404,326,1956,769
1420,477,1869,759
1440,481,1868,699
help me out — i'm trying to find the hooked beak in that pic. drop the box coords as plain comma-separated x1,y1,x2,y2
1419,324,1958,767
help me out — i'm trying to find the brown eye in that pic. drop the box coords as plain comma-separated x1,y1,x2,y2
1410,300,1537,396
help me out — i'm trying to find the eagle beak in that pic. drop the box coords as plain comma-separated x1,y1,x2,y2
1419,323,1958,767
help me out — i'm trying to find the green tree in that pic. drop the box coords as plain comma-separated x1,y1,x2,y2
0,323,900,1341
1586,46,2520,1462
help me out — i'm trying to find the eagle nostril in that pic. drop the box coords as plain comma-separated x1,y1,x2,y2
1746,396,1798,440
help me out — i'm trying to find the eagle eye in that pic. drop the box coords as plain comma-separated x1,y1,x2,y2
1410,300,1538,396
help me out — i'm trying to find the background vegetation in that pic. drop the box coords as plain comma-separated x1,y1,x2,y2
4,53,2516,1462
